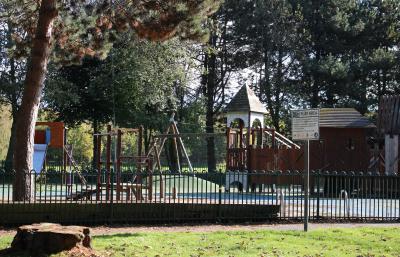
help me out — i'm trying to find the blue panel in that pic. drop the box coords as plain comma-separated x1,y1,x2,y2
32,144,48,173
45,128,51,145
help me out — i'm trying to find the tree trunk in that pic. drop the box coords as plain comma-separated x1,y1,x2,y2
359,78,368,115
12,0,57,201
262,48,275,127
206,107,216,172
143,127,150,154
204,35,217,172
4,22,19,171
273,49,283,131
310,52,321,108
167,138,179,173
5,109,17,171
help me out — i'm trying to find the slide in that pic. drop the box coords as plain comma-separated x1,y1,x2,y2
32,144,48,173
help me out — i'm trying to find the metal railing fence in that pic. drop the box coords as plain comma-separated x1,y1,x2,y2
0,169,399,222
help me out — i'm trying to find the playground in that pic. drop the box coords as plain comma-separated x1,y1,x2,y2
2,1,400,256
0,88,399,225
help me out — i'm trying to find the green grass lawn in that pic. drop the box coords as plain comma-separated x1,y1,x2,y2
1,227,399,256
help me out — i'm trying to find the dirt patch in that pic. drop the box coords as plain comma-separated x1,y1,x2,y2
64,245,99,257
89,222,400,235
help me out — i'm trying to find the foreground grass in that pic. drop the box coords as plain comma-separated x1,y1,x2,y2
0,227,399,256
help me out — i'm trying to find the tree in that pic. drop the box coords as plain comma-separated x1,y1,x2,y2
45,57,114,167
0,7,26,170
5,0,221,200
46,37,189,168
200,3,240,171
297,0,400,111
225,0,305,131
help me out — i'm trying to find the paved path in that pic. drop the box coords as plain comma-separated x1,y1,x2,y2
1,223,399,236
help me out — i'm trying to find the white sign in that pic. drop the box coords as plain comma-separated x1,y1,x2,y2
291,109,320,141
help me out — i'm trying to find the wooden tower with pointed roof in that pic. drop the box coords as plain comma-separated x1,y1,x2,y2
225,85,301,172
225,85,267,171
225,85,267,129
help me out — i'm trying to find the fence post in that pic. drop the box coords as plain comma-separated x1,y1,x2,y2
109,169,114,225
218,171,222,222
218,186,222,222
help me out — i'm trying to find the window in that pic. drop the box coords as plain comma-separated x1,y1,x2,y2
346,138,355,150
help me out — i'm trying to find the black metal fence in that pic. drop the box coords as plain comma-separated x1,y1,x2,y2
0,169,399,224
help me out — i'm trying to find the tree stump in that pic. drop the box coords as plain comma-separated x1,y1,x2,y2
10,223,92,255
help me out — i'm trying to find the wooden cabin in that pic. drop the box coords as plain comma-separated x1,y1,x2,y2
309,108,375,172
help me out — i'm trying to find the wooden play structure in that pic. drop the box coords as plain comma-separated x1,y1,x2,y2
225,85,302,172
34,122,66,172
90,115,199,201
34,122,84,180
93,125,153,201
34,122,92,199
225,86,378,173
224,85,383,191
66,87,393,199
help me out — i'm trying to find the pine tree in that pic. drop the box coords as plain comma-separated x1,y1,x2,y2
3,0,221,201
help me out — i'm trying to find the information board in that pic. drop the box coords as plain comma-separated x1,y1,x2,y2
291,109,320,141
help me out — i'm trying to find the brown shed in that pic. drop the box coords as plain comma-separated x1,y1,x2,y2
309,108,375,172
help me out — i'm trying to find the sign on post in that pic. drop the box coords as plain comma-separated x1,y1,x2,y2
292,109,320,140
291,109,320,232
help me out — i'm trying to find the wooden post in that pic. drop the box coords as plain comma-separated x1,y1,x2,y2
272,129,276,149
172,187,177,200
138,126,143,171
171,124,181,173
172,122,193,172
148,173,153,201
106,125,112,200
116,129,122,201
247,118,252,171
154,144,163,198
226,127,231,170
157,125,171,161
96,135,102,200
272,129,278,170
154,144,162,171
239,123,244,169
239,123,243,148
63,128,67,172
251,128,256,147
385,134,398,175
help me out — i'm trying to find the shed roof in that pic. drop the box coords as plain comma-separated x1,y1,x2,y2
225,85,267,113
319,108,375,128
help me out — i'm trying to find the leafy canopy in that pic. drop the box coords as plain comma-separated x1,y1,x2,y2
3,0,221,64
